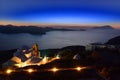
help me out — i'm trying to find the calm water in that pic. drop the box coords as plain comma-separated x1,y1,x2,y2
0,29,120,50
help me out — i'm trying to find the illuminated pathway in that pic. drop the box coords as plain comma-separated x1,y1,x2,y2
0,66,88,75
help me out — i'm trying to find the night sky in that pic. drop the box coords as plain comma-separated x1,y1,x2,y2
0,0,120,28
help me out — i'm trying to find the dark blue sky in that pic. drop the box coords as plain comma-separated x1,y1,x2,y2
0,0,120,28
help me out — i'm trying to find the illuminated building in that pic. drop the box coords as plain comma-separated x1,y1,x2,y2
2,43,43,68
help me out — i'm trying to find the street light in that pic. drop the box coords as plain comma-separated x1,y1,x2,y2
6,69,12,74
27,68,34,73
76,67,82,71
52,67,58,72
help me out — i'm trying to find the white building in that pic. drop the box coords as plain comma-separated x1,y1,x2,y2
2,44,43,68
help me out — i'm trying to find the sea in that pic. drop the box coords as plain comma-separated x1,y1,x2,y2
0,29,120,50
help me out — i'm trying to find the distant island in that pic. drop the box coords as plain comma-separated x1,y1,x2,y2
0,25,114,35
92,25,114,29
0,25,85,35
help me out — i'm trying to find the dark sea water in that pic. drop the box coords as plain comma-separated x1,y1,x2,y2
0,29,120,50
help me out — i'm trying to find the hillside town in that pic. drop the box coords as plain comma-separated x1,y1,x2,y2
0,37,120,80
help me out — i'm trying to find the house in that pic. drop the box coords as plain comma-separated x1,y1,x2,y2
2,44,42,68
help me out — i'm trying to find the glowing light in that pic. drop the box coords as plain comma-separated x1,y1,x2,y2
22,50,27,53
16,64,21,67
43,56,47,62
56,55,60,59
27,69,34,73
52,67,58,72
21,62,28,67
15,62,28,68
37,64,40,66
6,69,12,74
76,67,82,71
40,56,48,64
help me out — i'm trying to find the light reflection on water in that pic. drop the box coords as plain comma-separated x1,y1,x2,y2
0,29,120,50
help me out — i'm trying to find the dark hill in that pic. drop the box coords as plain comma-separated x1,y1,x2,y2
0,25,52,35
0,25,79,35
93,25,113,29
0,49,17,64
105,36,120,45
61,46,85,51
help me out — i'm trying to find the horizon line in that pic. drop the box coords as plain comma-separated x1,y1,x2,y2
0,21,120,29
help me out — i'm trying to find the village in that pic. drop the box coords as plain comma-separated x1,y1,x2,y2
0,41,120,80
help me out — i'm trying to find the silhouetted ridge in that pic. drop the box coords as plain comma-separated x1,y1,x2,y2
93,25,113,29
0,25,79,35
106,36,120,45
